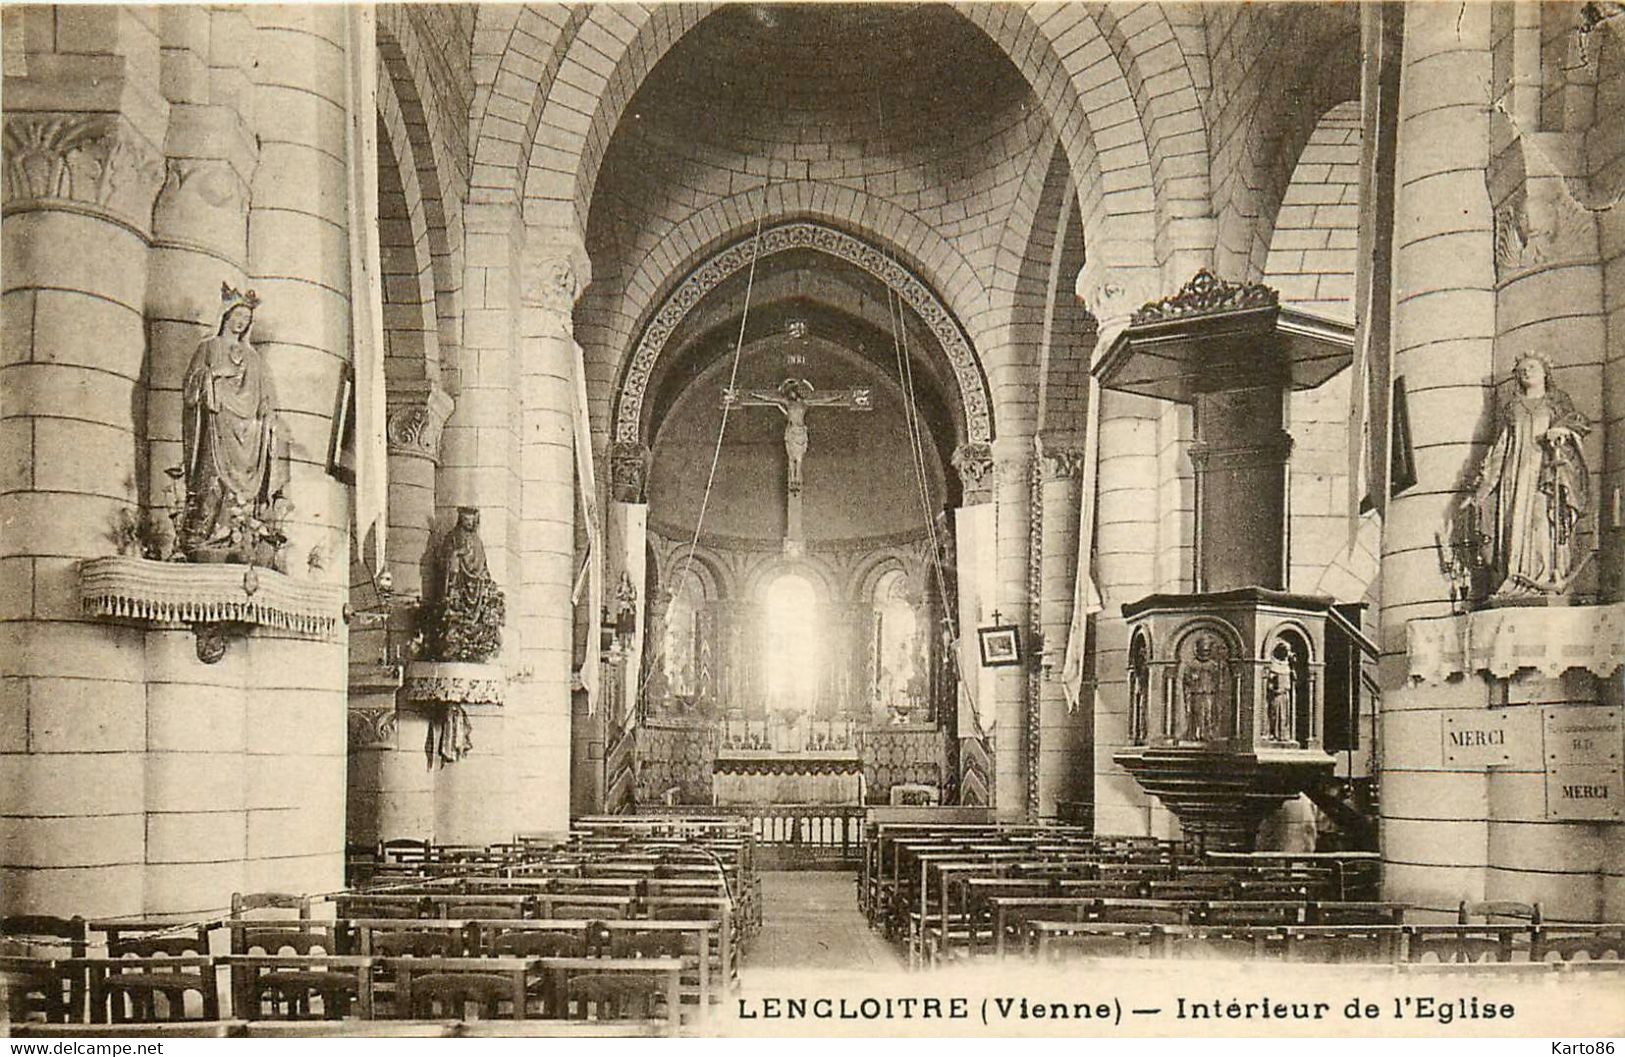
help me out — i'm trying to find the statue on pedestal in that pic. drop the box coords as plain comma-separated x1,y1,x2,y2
426,507,505,663
1471,352,1592,601
179,284,289,567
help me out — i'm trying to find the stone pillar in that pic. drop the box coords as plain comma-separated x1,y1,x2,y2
1036,439,1089,817
433,199,521,844
950,444,995,805
515,232,590,837
345,384,454,849
139,8,259,916
991,436,1032,820
237,5,355,898
1078,264,1164,836
1378,2,1497,913
0,8,167,916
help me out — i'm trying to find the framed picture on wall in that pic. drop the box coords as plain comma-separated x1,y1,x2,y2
978,624,1021,667
328,364,356,484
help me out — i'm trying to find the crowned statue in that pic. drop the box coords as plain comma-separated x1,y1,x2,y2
179,284,290,566
426,506,505,662
1471,352,1592,601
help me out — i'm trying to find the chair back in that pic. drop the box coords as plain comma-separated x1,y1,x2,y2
610,931,688,958
404,972,516,1020
562,973,662,1021
231,893,311,920
489,931,586,958
372,930,461,958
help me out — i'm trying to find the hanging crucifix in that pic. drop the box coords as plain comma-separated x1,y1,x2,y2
722,378,873,555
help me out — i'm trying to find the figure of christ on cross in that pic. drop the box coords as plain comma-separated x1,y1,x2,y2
721,377,873,549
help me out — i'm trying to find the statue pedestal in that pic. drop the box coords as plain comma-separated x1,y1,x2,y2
79,556,345,661
1407,603,1625,684
403,660,506,706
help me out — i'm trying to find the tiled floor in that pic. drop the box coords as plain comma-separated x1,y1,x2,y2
745,870,903,971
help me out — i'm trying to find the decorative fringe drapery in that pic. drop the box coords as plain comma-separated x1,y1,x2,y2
79,556,344,639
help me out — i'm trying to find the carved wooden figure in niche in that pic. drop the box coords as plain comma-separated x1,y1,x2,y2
1128,636,1151,744
1471,352,1592,600
1179,633,1229,741
426,507,505,662
1265,640,1297,744
179,284,290,567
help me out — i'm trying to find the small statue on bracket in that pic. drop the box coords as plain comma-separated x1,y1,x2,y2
1468,351,1593,603
424,506,505,663
178,284,291,569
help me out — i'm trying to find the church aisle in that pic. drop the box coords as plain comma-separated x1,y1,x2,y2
745,871,903,971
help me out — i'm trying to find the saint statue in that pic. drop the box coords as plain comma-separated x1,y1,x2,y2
1179,633,1229,741
427,507,505,662
1264,640,1297,744
179,284,289,564
1471,352,1592,599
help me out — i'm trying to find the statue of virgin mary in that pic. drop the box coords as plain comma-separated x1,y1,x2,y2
179,284,289,563
1471,352,1591,599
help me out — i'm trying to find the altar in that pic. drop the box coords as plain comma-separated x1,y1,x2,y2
712,750,865,806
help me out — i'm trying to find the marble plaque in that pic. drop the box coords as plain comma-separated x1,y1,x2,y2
1543,706,1623,822
1441,712,1512,767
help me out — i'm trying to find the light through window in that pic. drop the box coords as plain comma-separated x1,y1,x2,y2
761,572,819,713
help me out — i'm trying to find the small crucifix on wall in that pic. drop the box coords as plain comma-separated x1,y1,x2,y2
721,377,872,555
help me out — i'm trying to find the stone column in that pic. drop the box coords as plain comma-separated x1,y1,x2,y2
1077,264,1164,836
1036,439,1089,817
950,443,996,805
0,9,167,917
514,232,590,837
1378,1,1497,912
139,8,259,916
238,5,356,897
432,198,521,844
991,436,1033,820
346,384,454,849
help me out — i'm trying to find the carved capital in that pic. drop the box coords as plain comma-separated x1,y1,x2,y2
951,442,995,503
3,112,164,237
610,441,651,503
1131,268,1278,325
1041,447,1090,481
152,157,249,260
347,706,398,751
523,232,591,337
386,384,455,461
1075,263,1161,329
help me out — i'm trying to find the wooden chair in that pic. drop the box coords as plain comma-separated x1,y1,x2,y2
1,915,87,1023
1530,924,1625,963
561,973,664,1022
226,955,374,1021
98,925,215,1023
403,973,519,1020
394,958,528,1021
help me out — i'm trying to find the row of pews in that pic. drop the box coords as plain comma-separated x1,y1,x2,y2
2,817,758,1037
860,821,1624,969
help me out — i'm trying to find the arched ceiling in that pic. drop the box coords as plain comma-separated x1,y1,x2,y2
586,3,1042,456
641,247,963,465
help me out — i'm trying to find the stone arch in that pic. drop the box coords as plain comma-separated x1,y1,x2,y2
851,548,923,604
376,12,461,372
609,221,996,452
582,185,994,436
1213,11,1361,280
376,70,441,389
497,4,1190,277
